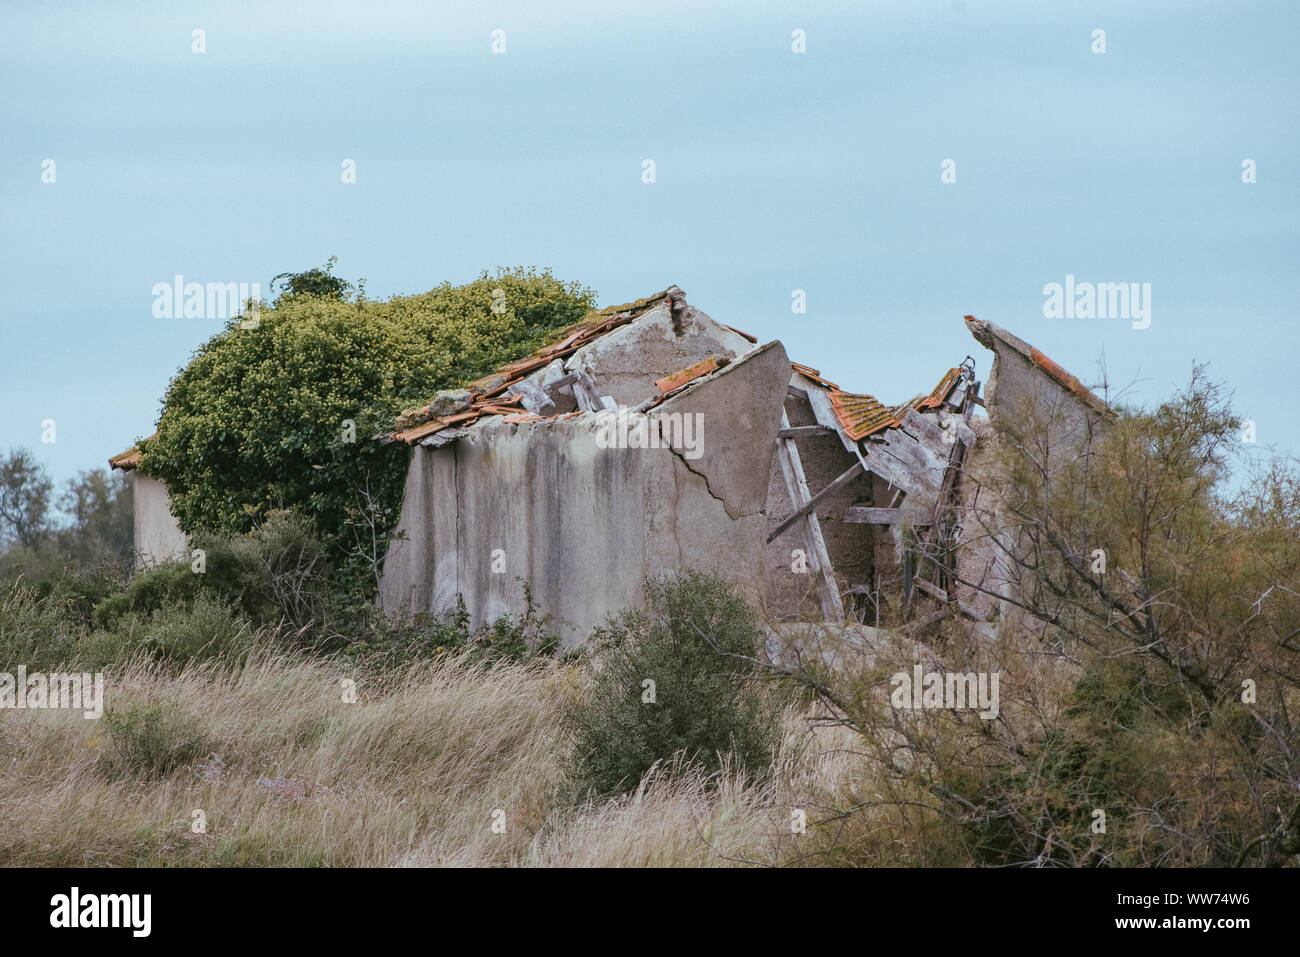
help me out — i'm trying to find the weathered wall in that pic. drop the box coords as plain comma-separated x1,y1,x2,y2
958,319,1113,627
967,319,1107,458
132,473,187,568
568,299,754,405
379,342,792,646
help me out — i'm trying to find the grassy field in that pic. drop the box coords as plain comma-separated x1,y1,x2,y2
0,648,921,867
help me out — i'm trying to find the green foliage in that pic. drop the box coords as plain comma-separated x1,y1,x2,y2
92,561,200,630
26,562,126,631
347,582,561,667
271,256,352,303
135,596,253,665
138,267,597,591
99,703,211,780
565,571,779,797
0,448,53,549
93,511,328,640
191,510,332,635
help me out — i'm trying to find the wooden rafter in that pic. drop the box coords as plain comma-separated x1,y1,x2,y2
771,410,846,622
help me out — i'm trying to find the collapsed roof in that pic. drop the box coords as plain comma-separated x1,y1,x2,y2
378,285,974,458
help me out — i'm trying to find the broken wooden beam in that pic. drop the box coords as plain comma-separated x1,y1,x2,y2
766,459,865,544
776,425,833,439
911,577,948,603
773,410,845,622
843,506,906,525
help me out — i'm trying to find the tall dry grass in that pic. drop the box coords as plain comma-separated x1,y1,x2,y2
0,649,914,867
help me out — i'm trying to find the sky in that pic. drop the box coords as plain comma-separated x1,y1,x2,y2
2,0,1297,491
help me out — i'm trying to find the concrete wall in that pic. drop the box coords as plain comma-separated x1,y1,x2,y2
967,319,1107,457
379,342,792,647
132,473,187,568
568,299,754,405
957,320,1113,626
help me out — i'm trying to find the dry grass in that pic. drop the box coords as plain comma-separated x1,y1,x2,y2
0,648,913,867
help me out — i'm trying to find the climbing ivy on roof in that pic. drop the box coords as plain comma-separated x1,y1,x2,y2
139,267,596,576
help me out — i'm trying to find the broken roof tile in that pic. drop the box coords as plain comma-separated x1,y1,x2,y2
827,368,967,441
655,356,723,395
828,390,896,441
914,367,964,411
965,315,1111,416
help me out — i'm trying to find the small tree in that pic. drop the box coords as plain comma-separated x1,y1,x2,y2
57,468,133,569
0,448,53,549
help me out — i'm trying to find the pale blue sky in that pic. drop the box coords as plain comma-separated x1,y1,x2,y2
2,0,1296,488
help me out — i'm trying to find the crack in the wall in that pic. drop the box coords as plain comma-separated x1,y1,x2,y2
667,442,685,568
666,444,760,522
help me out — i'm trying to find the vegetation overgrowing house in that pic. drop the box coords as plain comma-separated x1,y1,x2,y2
111,287,1109,646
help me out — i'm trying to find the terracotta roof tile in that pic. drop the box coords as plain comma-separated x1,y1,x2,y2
826,368,967,441
965,314,1111,416
655,357,723,395
915,367,963,411
1029,348,1103,407
722,323,758,344
828,390,896,440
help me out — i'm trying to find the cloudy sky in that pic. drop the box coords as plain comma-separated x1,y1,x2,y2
2,0,1296,487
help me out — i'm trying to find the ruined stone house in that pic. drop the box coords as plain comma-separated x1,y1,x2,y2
110,287,1110,647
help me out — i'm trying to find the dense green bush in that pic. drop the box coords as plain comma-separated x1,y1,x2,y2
26,561,126,631
138,267,597,590
93,511,329,639
99,703,211,780
565,571,779,797
92,561,199,631
134,596,253,665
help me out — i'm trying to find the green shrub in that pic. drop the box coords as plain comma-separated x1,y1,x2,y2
192,510,332,634
35,562,128,629
136,596,253,665
348,582,561,666
93,511,329,644
99,703,211,779
70,623,145,672
565,571,779,797
92,560,199,630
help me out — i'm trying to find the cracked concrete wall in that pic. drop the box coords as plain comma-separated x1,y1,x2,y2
131,474,187,569
379,342,792,647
